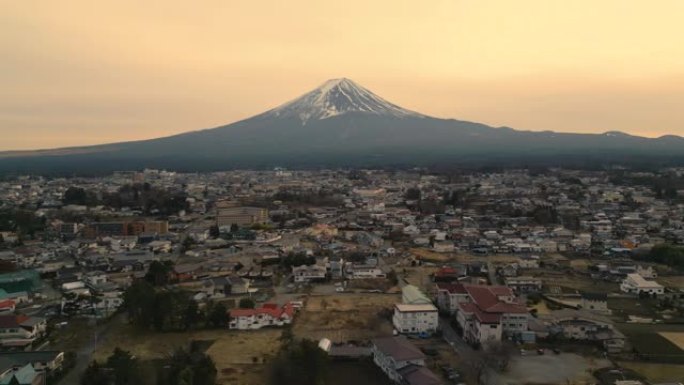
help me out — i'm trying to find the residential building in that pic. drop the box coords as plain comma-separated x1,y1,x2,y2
371,337,442,385
0,315,47,347
217,206,269,227
228,303,294,330
434,283,468,315
455,285,528,346
620,273,664,296
539,309,626,352
504,276,543,293
579,293,611,315
392,304,438,335
292,265,327,283
346,263,386,279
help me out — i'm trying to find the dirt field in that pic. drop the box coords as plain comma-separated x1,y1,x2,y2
542,274,618,294
89,319,281,385
408,248,521,264
618,361,684,383
659,332,684,350
402,266,440,292
292,293,399,342
657,275,684,289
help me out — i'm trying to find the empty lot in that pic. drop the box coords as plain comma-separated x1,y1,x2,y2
293,293,399,342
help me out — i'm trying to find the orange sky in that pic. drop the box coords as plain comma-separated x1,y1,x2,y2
2,0,684,150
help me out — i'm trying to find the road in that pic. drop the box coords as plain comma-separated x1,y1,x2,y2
56,313,123,385
439,316,473,356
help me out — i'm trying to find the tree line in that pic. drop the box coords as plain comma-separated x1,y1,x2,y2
82,346,217,385
122,280,228,332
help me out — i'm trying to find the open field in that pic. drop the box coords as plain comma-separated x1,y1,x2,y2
659,332,684,349
292,293,399,342
542,274,618,294
86,317,281,385
408,248,520,264
617,323,684,363
618,361,684,383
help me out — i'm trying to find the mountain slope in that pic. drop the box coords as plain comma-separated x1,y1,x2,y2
1,78,683,174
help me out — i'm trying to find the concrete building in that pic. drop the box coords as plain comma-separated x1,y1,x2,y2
217,206,269,227
620,273,664,296
393,304,438,335
371,337,442,385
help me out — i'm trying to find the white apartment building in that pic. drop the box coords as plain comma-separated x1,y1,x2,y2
393,304,439,334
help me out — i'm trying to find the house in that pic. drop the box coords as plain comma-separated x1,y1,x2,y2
292,265,327,283
432,266,466,282
228,303,294,330
579,293,611,315
499,264,518,277
517,255,540,269
371,337,442,385
84,271,107,287
393,285,438,335
0,315,47,346
620,273,664,296
0,351,65,373
346,263,386,279
202,276,250,297
393,304,438,335
202,277,230,298
504,276,543,293
434,283,468,315
539,309,626,352
0,363,43,385
0,300,15,314
227,276,250,294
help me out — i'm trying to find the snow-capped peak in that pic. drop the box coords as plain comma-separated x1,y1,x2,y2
263,78,425,124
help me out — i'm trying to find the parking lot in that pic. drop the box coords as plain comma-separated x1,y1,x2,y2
485,353,610,385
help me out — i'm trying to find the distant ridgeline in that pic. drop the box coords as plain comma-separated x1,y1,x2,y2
1,78,683,175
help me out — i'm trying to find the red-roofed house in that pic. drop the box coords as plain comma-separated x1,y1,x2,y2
455,285,528,346
0,299,15,314
228,303,294,330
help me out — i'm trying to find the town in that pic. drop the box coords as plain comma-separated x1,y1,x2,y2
0,167,682,385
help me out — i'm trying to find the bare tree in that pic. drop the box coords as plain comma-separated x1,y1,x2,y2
463,341,516,385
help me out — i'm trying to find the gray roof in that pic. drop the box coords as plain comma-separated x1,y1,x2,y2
0,351,62,372
372,337,425,362
398,365,443,385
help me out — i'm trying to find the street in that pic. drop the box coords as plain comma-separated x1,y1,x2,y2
439,316,473,356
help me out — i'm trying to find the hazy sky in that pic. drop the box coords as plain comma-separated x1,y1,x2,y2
2,0,684,150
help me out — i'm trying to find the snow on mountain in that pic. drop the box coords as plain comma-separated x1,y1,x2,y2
262,78,426,124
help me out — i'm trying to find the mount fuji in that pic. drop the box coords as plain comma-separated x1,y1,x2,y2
1,78,683,174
